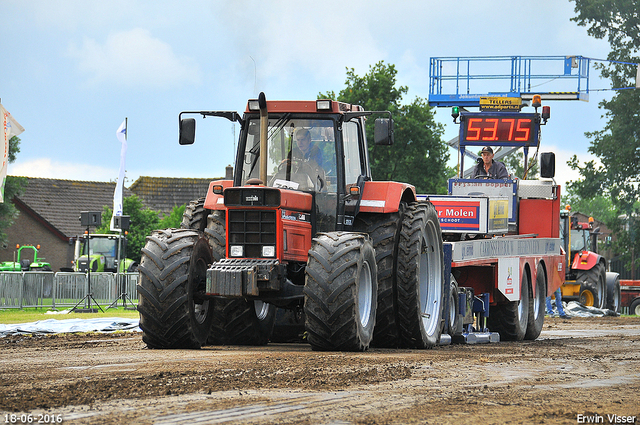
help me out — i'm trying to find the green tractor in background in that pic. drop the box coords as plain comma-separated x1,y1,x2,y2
0,245,52,271
73,234,138,273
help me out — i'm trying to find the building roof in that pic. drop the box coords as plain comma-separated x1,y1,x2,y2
127,176,219,216
11,175,228,241
13,177,132,239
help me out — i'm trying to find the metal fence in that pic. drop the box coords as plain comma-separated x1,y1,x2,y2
610,255,640,280
0,271,138,309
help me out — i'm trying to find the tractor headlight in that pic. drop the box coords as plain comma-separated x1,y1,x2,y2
262,245,275,257
230,245,244,257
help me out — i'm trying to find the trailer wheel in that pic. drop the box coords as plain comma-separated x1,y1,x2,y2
353,208,403,348
181,197,208,232
203,210,276,345
525,263,546,340
304,232,377,351
605,273,621,313
137,229,214,349
445,274,461,336
630,298,640,316
396,202,445,349
488,268,530,341
578,262,606,309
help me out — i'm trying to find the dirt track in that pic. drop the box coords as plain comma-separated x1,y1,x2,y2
1,316,639,424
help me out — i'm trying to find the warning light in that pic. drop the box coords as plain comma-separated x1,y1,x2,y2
532,95,542,108
451,106,460,123
542,105,550,122
589,217,594,223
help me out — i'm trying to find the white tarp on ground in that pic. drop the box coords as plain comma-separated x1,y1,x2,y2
548,300,619,318
0,317,140,337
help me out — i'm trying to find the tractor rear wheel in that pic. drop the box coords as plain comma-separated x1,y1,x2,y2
578,263,606,309
605,273,621,313
137,229,214,349
525,263,546,340
304,232,377,351
181,197,208,232
353,209,403,348
488,268,530,341
396,202,445,349
630,299,640,316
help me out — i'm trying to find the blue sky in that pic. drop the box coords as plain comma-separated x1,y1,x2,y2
2,0,614,191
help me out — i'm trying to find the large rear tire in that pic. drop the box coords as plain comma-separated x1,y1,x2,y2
181,197,208,232
137,229,214,349
525,263,546,340
488,268,530,341
304,232,377,351
605,273,621,313
353,209,403,348
396,202,445,349
578,262,607,309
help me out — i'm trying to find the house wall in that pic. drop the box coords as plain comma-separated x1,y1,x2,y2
1,211,73,271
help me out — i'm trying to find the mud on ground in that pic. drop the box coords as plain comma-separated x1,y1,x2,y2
1,316,639,424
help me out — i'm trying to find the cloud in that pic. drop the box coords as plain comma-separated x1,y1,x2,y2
9,158,117,182
68,28,201,88
212,2,384,90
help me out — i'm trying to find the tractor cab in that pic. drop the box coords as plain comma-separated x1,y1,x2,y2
180,97,393,236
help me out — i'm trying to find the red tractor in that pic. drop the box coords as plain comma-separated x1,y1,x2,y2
136,94,446,351
560,208,620,311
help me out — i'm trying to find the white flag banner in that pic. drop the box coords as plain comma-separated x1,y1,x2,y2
1,104,25,203
110,119,128,231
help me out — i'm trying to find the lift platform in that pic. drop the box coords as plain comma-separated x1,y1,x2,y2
428,55,592,108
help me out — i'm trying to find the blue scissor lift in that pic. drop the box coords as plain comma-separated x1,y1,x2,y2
428,55,592,177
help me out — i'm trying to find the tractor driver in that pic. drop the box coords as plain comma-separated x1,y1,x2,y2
283,128,325,191
473,146,509,179
293,128,324,167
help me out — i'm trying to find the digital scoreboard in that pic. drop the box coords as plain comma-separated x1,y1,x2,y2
460,112,539,146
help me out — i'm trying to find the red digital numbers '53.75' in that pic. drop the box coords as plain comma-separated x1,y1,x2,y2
464,117,533,143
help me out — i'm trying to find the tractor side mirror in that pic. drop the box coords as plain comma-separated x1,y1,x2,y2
540,152,555,178
179,118,196,145
374,118,394,146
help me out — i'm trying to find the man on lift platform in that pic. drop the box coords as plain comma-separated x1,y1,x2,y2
473,146,509,179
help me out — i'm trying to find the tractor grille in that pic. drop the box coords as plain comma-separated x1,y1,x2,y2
228,210,277,258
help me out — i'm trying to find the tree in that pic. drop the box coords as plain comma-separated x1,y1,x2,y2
569,0,640,267
95,195,185,264
0,136,26,246
321,61,451,194
501,150,539,180
569,1,640,209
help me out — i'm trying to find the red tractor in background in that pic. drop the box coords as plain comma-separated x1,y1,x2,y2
560,207,621,312
136,93,446,351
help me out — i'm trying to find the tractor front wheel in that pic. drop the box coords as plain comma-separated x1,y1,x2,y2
304,232,377,351
137,229,214,349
